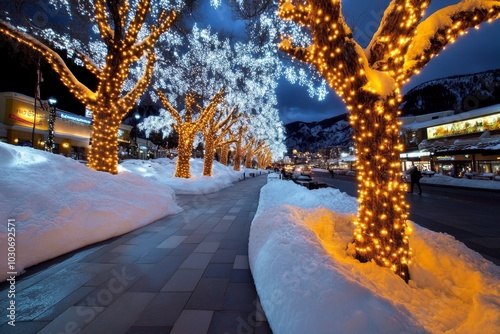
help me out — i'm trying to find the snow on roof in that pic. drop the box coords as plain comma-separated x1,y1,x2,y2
401,104,500,131
419,137,500,153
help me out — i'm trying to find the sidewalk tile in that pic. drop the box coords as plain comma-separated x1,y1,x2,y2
194,241,220,253
233,255,249,270
161,269,204,292
80,292,155,334
185,278,229,310
180,253,213,270
134,292,191,327
203,263,233,278
37,306,105,334
157,236,188,248
171,310,213,334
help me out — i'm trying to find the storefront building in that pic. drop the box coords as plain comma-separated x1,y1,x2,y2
399,104,500,176
0,92,132,160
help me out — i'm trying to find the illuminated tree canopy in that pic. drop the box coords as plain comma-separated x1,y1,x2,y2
0,0,181,174
278,0,500,281
140,25,286,175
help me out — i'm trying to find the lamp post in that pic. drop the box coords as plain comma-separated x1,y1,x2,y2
133,112,140,158
46,97,57,153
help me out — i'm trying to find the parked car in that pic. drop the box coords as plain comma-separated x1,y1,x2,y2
292,174,329,190
293,164,313,176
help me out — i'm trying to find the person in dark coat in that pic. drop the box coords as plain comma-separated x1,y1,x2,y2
409,165,422,195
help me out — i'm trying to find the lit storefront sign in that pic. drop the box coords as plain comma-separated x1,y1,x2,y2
59,112,92,125
7,99,48,130
427,113,500,139
400,151,430,159
436,156,454,161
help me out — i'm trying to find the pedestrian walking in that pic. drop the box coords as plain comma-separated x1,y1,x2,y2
408,165,422,195
329,168,334,178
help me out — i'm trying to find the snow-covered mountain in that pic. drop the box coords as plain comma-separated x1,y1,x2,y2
285,113,353,152
285,69,500,153
401,69,500,116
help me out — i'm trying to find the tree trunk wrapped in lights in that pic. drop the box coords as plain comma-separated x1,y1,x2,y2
233,125,248,172
156,88,225,178
202,105,240,176
257,146,272,169
244,138,256,169
219,137,236,166
0,0,176,174
278,0,500,282
245,139,266,169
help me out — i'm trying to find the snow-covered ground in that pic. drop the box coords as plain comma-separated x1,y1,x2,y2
250,178,500,333
417,172,500,190
0,143,252,282
1,142,499,333
118,158,249,194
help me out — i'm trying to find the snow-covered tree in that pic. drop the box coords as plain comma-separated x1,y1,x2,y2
0,0,179,174
278,0,500,281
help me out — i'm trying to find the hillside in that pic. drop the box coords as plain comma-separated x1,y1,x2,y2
401,69,500,116
285,113,353,152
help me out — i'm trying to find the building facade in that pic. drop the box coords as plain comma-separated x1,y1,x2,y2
399,104,500,177
0,92,132,160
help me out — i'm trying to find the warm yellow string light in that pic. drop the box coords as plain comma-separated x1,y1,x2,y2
0,1,177,175
157,88,226,178
277,0,500,282
202,104,241,176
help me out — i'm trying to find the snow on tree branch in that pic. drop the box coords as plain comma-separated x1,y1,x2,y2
404,0,500,79
367,0,429,71
0,20,95,104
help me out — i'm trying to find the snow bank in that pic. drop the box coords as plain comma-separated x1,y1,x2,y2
0,143,181,282
118,158,244,194
249,180,500,333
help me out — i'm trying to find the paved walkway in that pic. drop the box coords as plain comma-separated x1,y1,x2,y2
0,175,272,334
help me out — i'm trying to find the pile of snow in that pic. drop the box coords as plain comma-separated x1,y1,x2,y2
118,158,247,194
0,143,181,282
249,180,500,333
318,168,500,190
420,172,500,189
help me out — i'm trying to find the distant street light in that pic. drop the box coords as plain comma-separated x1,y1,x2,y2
133,112,140,158
46,97,57,152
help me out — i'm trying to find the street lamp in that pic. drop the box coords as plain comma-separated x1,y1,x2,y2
46,97,57,153
130,112,140,158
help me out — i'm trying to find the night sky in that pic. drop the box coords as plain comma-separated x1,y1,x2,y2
1,1,499,124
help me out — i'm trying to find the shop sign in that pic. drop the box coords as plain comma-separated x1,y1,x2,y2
8,100,48,130
436,156,454,161
400,151,431,159
59,112,92,125
427,113,500,139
